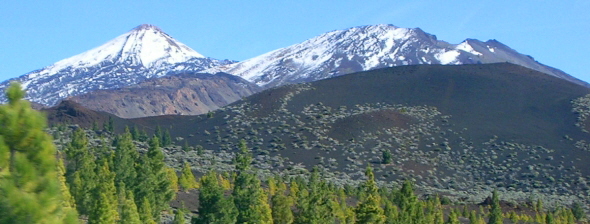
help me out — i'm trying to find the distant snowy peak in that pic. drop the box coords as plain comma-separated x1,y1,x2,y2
209,24,584,88
0,24,232,106
44,24,204,76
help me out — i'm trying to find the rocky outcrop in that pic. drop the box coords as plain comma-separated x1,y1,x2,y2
70,72,260,118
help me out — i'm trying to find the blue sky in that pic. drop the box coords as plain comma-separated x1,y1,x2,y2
1,1,589,83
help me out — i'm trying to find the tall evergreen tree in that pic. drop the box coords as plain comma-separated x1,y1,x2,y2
92,121,99,132
272,182,294,224
88,161,119,224
103,116,114,133
154,126,163,141
166,167,179,193
469,210,479,224
445,210,460,224
393,180,424,223
487,190,503,224
195,171,238,224
134,154,156,217
355,165,385,224
138,129,148,142
119,190,142,224
234,139,253,172
95,137,114,167
88,192,118,224
178,162,199,191
138,197,156,224
545,212,555,224
383,200,399,224
572,202,585,221
295,167,334,224
0,82,78,224
162,129,172,146
233,174,273,224
172,206,186,224
535,199,544,213
289,179,299,201
146,136,175,221
182,140,191,151
232,140,273,224
268,176,277,197
381,150,392,164
113,129,138,188
57,157,76,211
130,126,139,141
425,196,444,224
66,129,97,215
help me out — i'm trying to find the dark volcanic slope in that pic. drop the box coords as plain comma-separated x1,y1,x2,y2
286,62,589,148
69,72,261,118
43,100,134,130
154,63,589,148
49,63,590,201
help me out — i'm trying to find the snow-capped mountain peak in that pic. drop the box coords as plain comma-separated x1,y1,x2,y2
207,24,584,88
1,24,233,106
205,24,462,87
41,24,204,78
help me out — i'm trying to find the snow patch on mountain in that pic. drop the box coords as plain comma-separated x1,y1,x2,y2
0,24,232,105
456,42,482,56
435,50,461,65
206,24,585,88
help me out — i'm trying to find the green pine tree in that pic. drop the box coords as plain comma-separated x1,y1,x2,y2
195,171,238,224
119,190,142,224
445,210,460,224
272,182,294,224
130,126,139,140
383,200,399,224
535,198,544,212
166,167,179,193
113,130,138,188
57,157,77,211
234,139,252,172
134,154,157,217
393,180,424,223
355,165,385,224
425,196,444,224
154,126,163,143
178,162,199,191
103,116,114,133
295,167,334,224
195,145,204,156
95,137,113,162
65,129,97,215
487,190,503,224
138,129,148,142
268,176,277,196
162,129,172,146
92,121,99,132
469,210,479,224
138,197,157,224
88,192,118,224
172,206,186,224
88,161,119,224
546,211,555,224
572,202,585,221
146,136,175,221
381,150,392,164
0,82,79,224
232,140,273,224
233,173,273,224
182,140,190,151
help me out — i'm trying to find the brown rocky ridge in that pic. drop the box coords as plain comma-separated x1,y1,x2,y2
69,72,261,118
